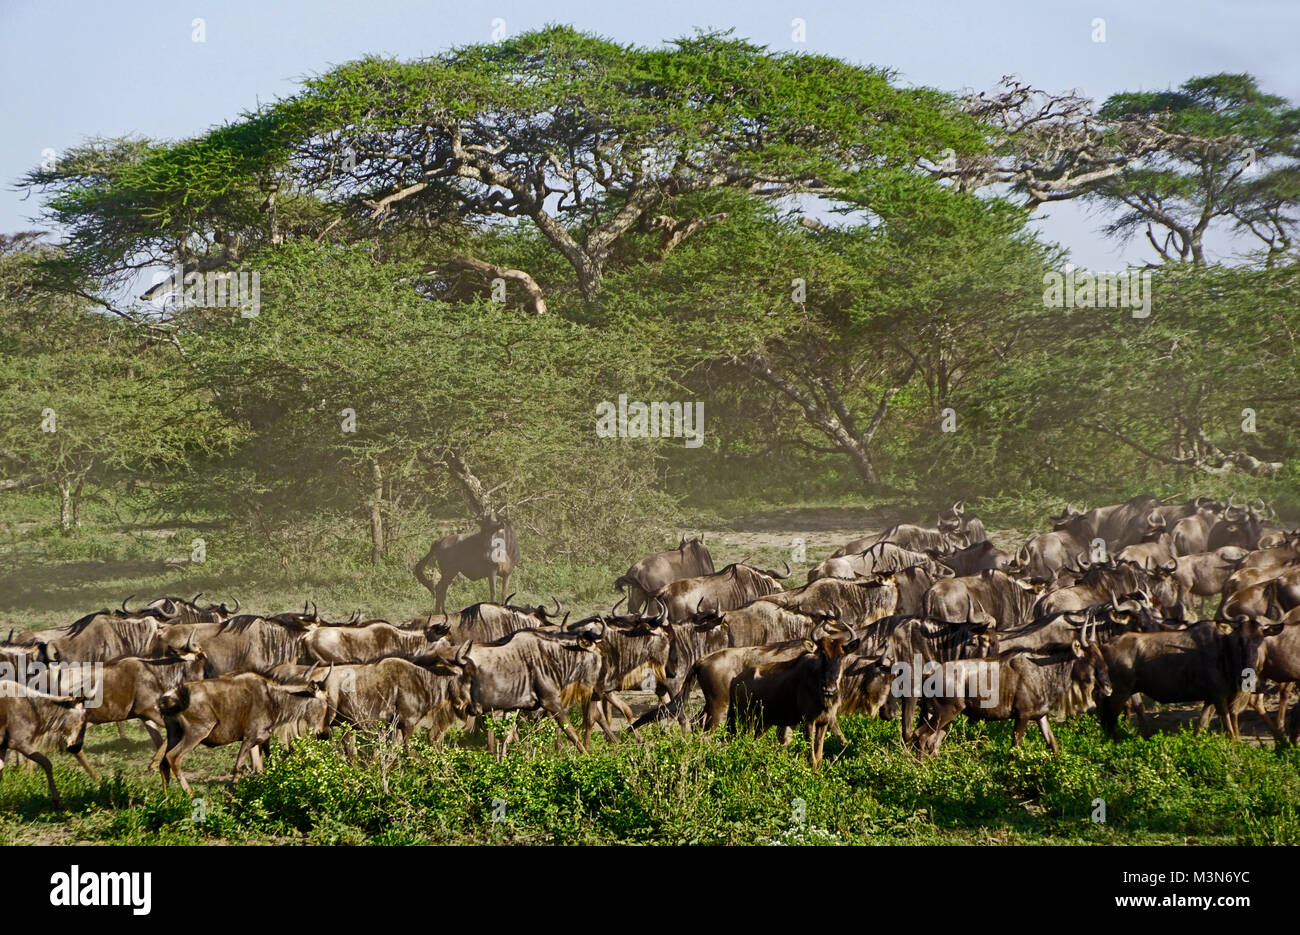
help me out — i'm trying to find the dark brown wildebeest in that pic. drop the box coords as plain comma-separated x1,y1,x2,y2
1037,559,1186,621
937,500,988,547
581,599,673,733
924,569,1039,629
932,540,1008,577
1207,499,1265,551
273,652,472,755
910,641,1111,757
808,542,949,582
1194,611,1300,743
303,621,449,665
50,650,208,771
725,633,856,768
1050,495,1161,552
654,562,788,625
614,536,714,614
458,627,614,755
37,612,161,665
1097,618,1278,740
0,684,99,806
158,668,332,793
415,509,520,614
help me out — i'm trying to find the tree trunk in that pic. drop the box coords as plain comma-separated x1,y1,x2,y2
367,458,384,564
71,475,85,528
58,479,72,531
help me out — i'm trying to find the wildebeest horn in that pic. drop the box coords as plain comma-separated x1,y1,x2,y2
1076,551,1091,570
954,500,965,515
122,595,133,614
696,597,706,614
611,595,626,615
348,609,361,624
191,592,203,605
502,592,516,607
5,629,12,644
229,596,240,614
551,597,562,616
311,600,318,620
776,559,792,578
1161,558,1177,573
184,632,194,652
651,597,667,624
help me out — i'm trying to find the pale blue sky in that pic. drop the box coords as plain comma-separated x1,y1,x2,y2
2,0,1297,271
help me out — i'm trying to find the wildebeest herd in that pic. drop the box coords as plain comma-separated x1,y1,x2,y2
3,493,1299,806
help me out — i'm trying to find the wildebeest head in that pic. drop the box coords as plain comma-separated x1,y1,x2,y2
1073,639,1112,708
802,633,851,699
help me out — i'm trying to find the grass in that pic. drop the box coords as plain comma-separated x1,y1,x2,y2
2,713,1298,845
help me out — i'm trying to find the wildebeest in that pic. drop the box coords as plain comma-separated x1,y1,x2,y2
654,562,788,624
38,612,161,665
614,536,714,614
809,542,949,582
937,500,988,547
273,652,472,755
1115,511,1177,568
759,576,899,628
303,621,448,665
837,524,960,557
459,627,614,755
1218,567,1300,621
933,540,1008,577
1097,618,1277,739
51,650,208,771
1207,499,1265,551
197,615,317,675
725,633,856,768
415,509,520,614
911,641,1112,756
1170,548,1249,602
158,668,333,793
0,684,99,806
924,569,1039,629
853,614,994,742
427,599,563,644
121,594,237,625
1011,528,1088,583
1051,495,1161,552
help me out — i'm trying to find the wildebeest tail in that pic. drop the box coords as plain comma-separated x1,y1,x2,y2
158,684,191,716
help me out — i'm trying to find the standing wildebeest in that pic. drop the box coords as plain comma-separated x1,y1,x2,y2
924,569,1039,629
911,641,1112,756
1097,618,1277,739
937,500,988,547
1171,548,1249,603
853,614,994,742
932,540,1009,577
1207,499,1266,551
808,542,949,582
837,524,961,557
726,633,856,768
1116,511,1177,568
1010,527,1089,583
303,621,449,665
36,612,161,665
654,561,788,625
459,627,615,755
51,650,208,771
158,668,333,793
273,652,472,755
1050,495,1161,552
759,576,899,628
0,684,99,806
614,536,714,614
415,509,520,614
197,615,317,676
431,599,562,644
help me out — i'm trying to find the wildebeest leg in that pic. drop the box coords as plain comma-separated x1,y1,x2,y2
830,714,847,743
1127,694,1149,735
249,744,264,774
542,695,587,753
1275,683,1292,742
1213,697,1237,739
116,722,129,743
777,726,792,746
1036,715,1060,754
233,735,267,781
605,692,644,744
900,696,917,743
343,729,358,762
72,749,100,782
587,695,620,746
487,567,498,604
1012,717,1030,747
21,749,61,807
810,721,829,769
433,573,453,617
